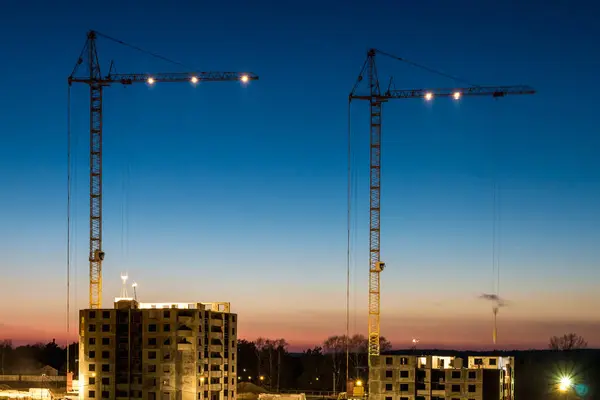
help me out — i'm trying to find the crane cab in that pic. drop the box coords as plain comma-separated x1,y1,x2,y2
90,249,105,262
374,261,385,272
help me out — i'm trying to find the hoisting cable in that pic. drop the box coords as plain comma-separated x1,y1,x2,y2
352,108,359,363
66,85,72,374
491,135,503,345
120,153,126,261
73,105,79,330
492,180,497,298
345,99,352,387
120,154,131,265
495,180,501,299
126,161,130,262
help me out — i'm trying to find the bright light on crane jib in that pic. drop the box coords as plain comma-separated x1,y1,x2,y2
147,77,155,85
240,75,249,83
453,91,461,100
424,92,433,101
190,76,199,84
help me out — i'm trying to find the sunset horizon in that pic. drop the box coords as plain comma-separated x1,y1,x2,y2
1,4,598,399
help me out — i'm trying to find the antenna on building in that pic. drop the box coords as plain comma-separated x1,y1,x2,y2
120,273,129,298
132,282,138,301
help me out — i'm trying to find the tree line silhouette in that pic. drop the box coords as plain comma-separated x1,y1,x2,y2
0,339,77,375
0,333,590,394
0,334,389,391
237,334,392,392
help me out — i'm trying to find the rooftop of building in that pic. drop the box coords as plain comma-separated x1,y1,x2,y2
81,299,232,313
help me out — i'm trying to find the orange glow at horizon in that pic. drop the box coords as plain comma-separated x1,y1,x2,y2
3,310,600,351
2,274,599,350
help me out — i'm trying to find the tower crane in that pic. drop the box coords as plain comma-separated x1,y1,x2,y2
68,30,259,309
348,49,535,366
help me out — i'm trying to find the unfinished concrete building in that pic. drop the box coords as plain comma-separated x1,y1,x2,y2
369,354,514,400
78,299,237,400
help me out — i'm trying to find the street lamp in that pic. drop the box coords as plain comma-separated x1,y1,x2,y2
558,375,572,393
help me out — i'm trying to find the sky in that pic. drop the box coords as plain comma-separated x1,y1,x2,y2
0,0,599,351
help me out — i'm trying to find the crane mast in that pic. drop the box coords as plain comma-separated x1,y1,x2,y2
366,50,384,362
349,48,535,365
68,30,258,309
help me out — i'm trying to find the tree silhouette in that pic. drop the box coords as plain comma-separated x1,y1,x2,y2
549,333,587,350
237,339,257,381
298,346,326,389
0,340,70,374
323,335,346,392
379,336,392,352
349,334,367,379
254,337,268,384
273,338,288,392
1,339,12,374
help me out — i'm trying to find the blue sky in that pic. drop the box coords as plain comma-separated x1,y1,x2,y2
0,0,599,349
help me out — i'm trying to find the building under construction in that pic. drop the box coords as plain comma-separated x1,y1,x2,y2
78,298,237,400
368,354,514,400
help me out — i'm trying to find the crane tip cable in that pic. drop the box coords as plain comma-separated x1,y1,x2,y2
345,100,352,386
66,85,72,373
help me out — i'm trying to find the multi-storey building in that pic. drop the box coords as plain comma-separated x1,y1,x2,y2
369,354,514,400
79,299,237,400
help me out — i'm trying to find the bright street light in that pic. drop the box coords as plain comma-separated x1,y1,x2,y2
558,376,572,392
